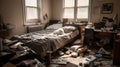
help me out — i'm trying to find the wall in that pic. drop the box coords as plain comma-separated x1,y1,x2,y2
51,0,63,20
0,0,52,37
0,0,119,37
91,0,120,23
0,0,25,37
51,0,120,23
117,0,120,23
43,0,52,21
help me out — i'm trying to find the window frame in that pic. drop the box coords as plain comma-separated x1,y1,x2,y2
23,0,41,25
63,0,75,19
63,0,90,21
77,6,89,19
64,7,75,19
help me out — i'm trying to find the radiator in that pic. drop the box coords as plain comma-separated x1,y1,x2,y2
27,25,43,33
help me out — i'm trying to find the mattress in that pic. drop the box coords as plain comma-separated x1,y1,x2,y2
13,26,79,55
46,23,62,30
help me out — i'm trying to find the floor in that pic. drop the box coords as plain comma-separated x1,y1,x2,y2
49,39,119,67
2,39,120,67
49,51,116,67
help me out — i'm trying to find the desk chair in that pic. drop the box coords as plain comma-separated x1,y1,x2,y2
84,28,94,47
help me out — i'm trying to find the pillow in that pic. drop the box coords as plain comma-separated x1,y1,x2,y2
63,26,76,33
53,28,64,35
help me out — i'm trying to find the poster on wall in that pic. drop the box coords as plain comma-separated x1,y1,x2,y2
101,3,113,14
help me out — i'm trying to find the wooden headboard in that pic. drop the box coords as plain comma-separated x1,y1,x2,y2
63,18,68,26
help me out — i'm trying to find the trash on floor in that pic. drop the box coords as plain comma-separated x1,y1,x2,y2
51,58,68,65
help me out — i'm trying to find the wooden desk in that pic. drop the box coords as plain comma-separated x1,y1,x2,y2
91,26,117,38
94,30,116,38
93,29,120,65
84,27,117,48
93,28,117,44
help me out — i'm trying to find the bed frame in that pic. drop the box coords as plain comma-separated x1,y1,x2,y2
12,22,80,58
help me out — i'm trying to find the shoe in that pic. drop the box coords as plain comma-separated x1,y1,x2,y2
58,51,64,56
71,52,78,58
65,50,72,55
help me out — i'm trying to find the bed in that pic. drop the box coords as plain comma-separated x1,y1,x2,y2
12,22,79,58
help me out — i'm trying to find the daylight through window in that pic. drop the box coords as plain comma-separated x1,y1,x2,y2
63,0,90,21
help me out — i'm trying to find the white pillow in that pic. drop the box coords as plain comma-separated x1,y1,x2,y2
53,28,64,35
63,26,76,33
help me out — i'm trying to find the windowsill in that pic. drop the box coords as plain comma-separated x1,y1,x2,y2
24,23,45,29
24,23,43,26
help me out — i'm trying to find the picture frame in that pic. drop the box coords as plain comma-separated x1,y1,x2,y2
101,3,113,14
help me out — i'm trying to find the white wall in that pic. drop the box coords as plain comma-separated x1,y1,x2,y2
91,0,120,23
51,0,63,20
43,0,52,20
0,0,25,37
0,0,52,37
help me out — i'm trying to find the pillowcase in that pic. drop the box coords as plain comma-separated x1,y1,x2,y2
63,26,76,33
53,28,64,35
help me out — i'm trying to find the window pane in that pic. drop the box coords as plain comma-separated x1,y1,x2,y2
77,8,88,18
26,8,38,19
25,0,37,7
77,0,89,6
64,0,75,7
64,8,74,18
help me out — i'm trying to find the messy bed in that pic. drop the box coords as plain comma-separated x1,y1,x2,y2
12,24,79,58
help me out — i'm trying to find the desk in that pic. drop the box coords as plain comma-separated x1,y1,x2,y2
92,28,120,65
84,27,117,48
94,29,116,38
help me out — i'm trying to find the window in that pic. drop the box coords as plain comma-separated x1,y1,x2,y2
63,0,90,21
24,0,41,25
63,0,75,19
